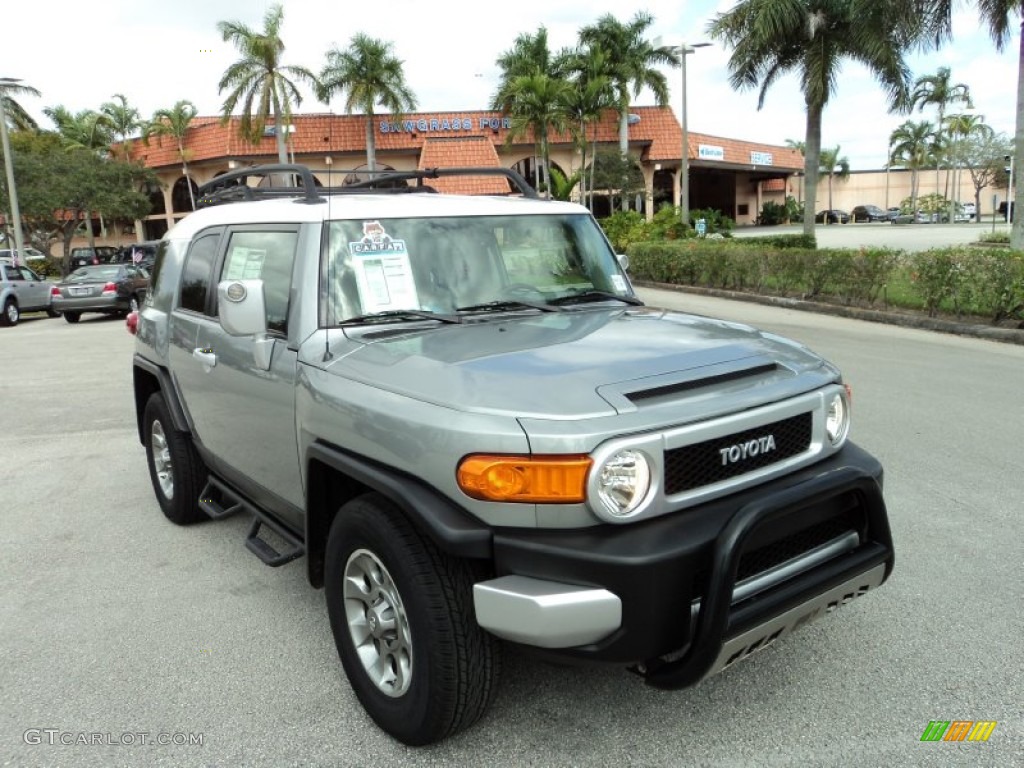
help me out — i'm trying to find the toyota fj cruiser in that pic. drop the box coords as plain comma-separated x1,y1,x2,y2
131,164,894,745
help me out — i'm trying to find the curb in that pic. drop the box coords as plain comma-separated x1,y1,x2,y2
633,281,1024,347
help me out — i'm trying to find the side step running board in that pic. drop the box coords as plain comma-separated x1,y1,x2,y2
245,517,305,567
196,476,305,567
199,477,245,520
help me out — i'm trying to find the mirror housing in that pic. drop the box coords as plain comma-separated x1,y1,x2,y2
617,253,630,272
218,279,267,337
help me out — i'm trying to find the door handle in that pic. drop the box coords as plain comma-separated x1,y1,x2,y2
192,348,217,367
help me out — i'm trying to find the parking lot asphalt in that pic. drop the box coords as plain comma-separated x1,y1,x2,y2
2,301,1022,767
732,220,1012,252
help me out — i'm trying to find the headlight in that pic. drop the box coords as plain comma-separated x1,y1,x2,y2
825,391,850,445
595,449,651,519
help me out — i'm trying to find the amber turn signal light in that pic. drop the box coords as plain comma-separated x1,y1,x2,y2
457,455,592,503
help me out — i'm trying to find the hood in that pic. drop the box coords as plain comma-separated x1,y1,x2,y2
323,307,833,419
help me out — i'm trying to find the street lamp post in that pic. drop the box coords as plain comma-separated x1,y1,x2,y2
0,77,26,262
674,42,710,228
1006,153,1015,224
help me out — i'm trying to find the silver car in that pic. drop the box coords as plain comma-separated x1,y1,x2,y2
51,264,149,323
0,261,59,326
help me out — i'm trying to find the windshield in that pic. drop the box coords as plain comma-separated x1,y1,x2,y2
69,266,121,282
322,214,631,323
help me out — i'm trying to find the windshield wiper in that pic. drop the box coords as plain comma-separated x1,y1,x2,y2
547,290,644,307
339,309,463,326
455,300,560,313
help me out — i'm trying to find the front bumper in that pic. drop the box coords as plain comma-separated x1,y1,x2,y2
472,442,892,688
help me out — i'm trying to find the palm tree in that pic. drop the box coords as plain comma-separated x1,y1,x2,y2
44,106,113,153
889,119,937,214
944,112,992,213
911,66,971,202
559,45,616,210
146,100,198,210
818,145,850,219
578,12,677,172
318,33,417,173
0,80,41,132
101,94,143,161
708,1,915,237
217,3,317,165
492,27,563,112
503,73,571,197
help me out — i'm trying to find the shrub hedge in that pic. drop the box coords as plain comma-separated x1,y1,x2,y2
627,239,1024,325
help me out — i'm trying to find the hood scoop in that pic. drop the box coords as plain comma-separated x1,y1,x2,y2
625,362,780,404
599,355,794,413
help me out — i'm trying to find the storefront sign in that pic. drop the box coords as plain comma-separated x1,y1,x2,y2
750,151,773,165
698,144,725,160
379,116,513,134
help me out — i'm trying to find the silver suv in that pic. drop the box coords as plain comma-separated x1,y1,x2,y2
131,165,894,745
0,260,59,326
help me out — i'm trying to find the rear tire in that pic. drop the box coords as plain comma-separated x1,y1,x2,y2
64,311,81,324
46,306,61,318
143,392,207,525
1,299,18,327
324,494,501,745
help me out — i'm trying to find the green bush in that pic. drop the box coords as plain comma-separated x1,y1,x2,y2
758,201,788,226
599,210,647,252
737,233,817,250
690,207,734,237
646,204,692,242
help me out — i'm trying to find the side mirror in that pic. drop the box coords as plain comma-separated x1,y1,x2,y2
617,253,630,272
218,279,267,336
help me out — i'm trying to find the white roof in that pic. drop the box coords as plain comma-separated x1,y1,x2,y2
167,193,589,242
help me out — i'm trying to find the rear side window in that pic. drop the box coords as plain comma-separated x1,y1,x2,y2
179,233,220,313
220,230,298,334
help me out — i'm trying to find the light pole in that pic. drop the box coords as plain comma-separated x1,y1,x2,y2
1006,153,1015,224
0,77,26,262
674,42,710,228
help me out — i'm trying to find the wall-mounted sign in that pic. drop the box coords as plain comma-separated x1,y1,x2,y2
750,151,773,165
698,144,725,160
379,116,513,134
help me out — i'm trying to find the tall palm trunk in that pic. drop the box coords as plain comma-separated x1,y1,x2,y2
178,140,196,210
365,116,377,173
618,96,630,211
801,101,823,239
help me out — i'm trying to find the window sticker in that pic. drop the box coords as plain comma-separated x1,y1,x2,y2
224,246,266,280
349,222,418,313
611,275,628,293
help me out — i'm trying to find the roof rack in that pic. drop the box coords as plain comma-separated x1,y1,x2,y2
196,164,538,209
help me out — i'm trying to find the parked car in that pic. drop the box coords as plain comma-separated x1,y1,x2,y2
111,240,161,270
961,202,977,220
886,207,902,221
850,205,888,223
69,246,119,270
998,201,1014,221
0,247,49,264
51,264,149,323
815,209,850,224
0,262,59,326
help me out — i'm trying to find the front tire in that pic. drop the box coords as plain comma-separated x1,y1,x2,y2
63,311,81,324
143,393,207,525
324,494,501,745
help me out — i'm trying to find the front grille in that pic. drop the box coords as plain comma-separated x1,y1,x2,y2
664,412,812,495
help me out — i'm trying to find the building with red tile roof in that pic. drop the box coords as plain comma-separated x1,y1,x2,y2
129,106,805,238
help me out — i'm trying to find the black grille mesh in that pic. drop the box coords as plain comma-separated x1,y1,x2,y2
664,412,813,495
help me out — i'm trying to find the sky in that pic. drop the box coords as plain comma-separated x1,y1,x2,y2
3,0,1018,170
